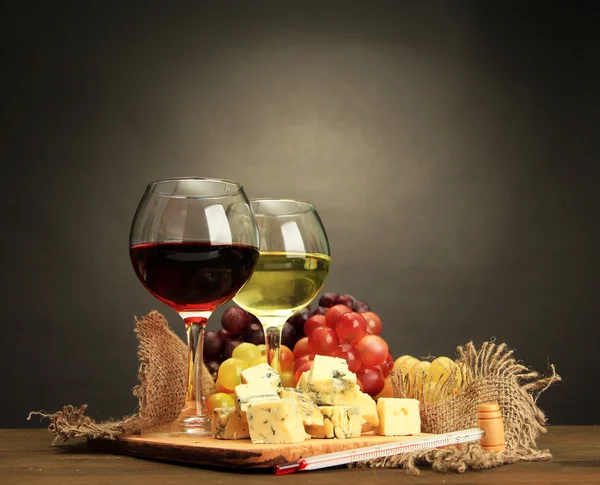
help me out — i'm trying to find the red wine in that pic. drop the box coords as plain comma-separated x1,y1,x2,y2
130,241,259,312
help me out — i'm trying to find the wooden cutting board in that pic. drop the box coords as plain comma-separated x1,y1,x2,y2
90,431,427,469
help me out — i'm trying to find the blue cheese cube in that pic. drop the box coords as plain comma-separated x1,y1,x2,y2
235,380,280,420
306,355,357,399
246,398,306,444
240,363,282,392
305,406,362,439
211,407,250,440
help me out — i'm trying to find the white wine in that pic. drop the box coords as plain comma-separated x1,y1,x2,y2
234,251,330,319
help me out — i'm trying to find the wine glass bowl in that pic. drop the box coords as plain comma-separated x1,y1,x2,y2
129,177,259,435
233,199,331,372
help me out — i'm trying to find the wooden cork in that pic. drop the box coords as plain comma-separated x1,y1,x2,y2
478,402,505,453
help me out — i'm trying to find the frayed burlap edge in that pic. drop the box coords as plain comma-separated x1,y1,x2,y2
352,340,560,473
28,311,215,444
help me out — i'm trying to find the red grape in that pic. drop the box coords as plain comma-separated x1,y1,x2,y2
217,329,231,341
356,367,385,396
242,322,265,345
304,315,326,337
312,306,329,316
362,312,382,335
289,307,311,333
308,326,339,356
354,300,370,313
293,337,311,359
319,292,339,308
356,378,364,392
331,343,362,373
203,330,223,362
379,353,394,377
281,322,298,348
355,334,389,367
335,294,356,308
325,304,352,328
335,312,367,345
221,308,249,336
205,360,220,376
294,360,313,383
293,353,314,373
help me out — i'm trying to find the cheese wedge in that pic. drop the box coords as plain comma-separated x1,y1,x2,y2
279,388,324,426
211,407,250,440
241,363,282,392
375,398,421,436
305,406,362,439
246,398,306,444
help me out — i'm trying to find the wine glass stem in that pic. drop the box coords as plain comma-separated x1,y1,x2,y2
263,319,285,374
183,314,210,417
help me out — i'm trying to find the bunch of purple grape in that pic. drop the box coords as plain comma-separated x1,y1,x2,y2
203,293,369,378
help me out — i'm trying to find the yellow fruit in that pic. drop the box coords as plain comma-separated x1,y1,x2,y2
409,361,431,396
394,355,414,369
232,343,262,365
429,356,456,385
206,392,236,416
250,355,268,367
375,376,395,400
280,370,295,388
217,358,248,391
256,344,266,356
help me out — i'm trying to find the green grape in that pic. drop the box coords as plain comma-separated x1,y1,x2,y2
232,342,262,365
217,358,249,391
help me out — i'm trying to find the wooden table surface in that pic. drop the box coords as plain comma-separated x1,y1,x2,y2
1,426,598,484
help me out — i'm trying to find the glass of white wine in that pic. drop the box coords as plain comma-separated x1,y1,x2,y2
233,199,331,373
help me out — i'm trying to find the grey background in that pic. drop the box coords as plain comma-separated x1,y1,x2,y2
2,2,598,428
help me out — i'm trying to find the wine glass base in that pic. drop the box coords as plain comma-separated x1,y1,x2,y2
140,413,212,437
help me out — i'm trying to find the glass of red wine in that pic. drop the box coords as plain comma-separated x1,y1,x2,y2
129,177,259,435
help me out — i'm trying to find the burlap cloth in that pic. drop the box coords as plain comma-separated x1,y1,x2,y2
30,312,560,474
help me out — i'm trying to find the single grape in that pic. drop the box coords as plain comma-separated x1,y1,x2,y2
248,312,260,324
216,380,234,394
308,326,339,356
312,306,328,316
335,294,355,308
242,322,265,345
354,300,370,313
379,353,394,377
335,312,367,345
281,322,298,349
232,342,262,365
289,307,311,333
250,355,268,367
292,353,314,373
256,344,266,356
203,330,223,362
205,360,220,377
331,343,362,373
293,337,311,359
206,392,236,416
362,312,382,335
394,356,420,378
217,358,249,391
222,339,242,360
281,370,296,388
304,314,327,337
356,367,385,396
217,329,232,341
279,345,295,372
325,304,352,328
355,334,389,367
318,292,339,308
221,307,250,336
